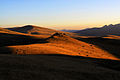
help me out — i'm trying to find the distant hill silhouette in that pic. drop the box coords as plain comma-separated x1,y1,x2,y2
61,29,80,32
74,24,120,36
7,25,63,35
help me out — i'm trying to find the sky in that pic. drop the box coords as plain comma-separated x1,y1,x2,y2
1,0,120,30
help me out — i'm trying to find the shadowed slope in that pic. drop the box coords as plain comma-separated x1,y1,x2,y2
0,27,49,47
0,27,21,34
75,36,120,59
0,33,46,47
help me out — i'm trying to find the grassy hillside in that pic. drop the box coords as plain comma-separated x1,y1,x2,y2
75,35,120,59
0,27,120,80
0,30,118,60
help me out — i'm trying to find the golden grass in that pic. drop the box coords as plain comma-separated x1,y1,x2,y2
0,27,119,60
6,34,118,60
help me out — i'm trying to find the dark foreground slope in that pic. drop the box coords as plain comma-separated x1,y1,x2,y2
0,54,120,80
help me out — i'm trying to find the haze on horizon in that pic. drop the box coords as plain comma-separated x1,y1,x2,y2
1,0,120,30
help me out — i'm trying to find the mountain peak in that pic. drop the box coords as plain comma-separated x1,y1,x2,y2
23,25,38,28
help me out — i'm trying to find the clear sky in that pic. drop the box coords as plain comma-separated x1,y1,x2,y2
1,0,120,30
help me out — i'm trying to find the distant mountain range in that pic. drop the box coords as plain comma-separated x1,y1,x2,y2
5,23,120,36
74,24,120,36
61,29,80,32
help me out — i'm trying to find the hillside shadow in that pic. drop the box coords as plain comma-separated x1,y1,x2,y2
18,54,120,71
64,54,120,70
0,33,47,47
42,54,120,71
0,47,13,54
75,37,120,58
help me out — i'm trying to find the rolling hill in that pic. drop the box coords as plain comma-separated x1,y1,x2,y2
7,25,64,35
0,27,120,80
0,29,118,60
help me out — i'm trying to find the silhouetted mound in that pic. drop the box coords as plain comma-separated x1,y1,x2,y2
7,25,64,35
75,23,120,36
47,32,70,42
51,32,66,37
47,32,79,44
